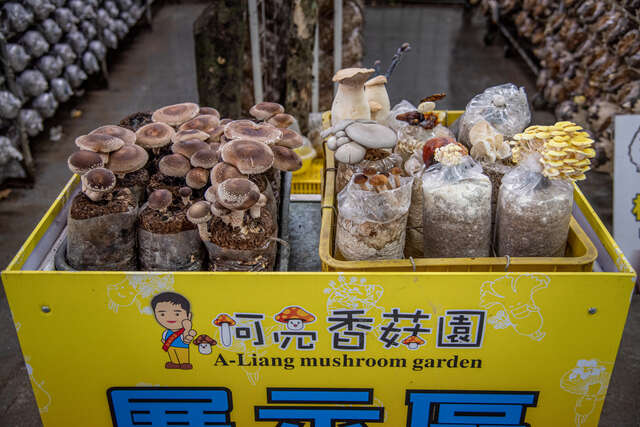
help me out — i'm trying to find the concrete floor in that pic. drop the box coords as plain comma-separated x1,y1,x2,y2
0,3,637,426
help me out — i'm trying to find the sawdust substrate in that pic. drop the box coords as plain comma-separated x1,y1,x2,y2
119,111,153,131
116,168,149,189
139,201,196,234
208,207,275,250
70,188,136,220
364,148,389,161
148,172,193,197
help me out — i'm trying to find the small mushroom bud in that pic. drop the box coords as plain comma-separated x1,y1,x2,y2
81,167,116,202
353,174,369,191
179,186,192,206
67,150,103,175
369,174,389,193
187,201,212,241
249,193,267,218
363,167,377,178
186,167,209,189
148,189,172,213
389,167,403,188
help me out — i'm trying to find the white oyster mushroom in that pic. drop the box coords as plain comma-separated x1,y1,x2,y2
468,119,510,162
418,101,435,113
334,142,366,164
345,122,397,149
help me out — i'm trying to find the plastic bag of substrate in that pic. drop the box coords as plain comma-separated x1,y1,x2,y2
138,228,204,271
495,155,573,257
336,151,402,193
336,175,413,261
204,238,277,272
458,83,531,146
403,154,426,258
422,157,491,258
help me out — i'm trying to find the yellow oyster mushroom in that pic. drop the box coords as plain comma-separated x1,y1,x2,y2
554,121,574,127
563,125,582,132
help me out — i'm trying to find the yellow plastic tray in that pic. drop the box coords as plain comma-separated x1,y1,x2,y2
291,158,323,194
319,111,598,272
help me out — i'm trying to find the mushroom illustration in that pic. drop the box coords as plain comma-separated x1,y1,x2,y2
331,68,375,125
275,306,315,331
152,102,199,126
193,334,217,355
364,75,391,123
90,125,136,145
213,314,236,347
135,122,175,154
402,335,425,350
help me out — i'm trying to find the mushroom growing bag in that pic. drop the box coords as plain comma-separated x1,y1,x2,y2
495,155,574,257
336,152,402,193
138,229,204,271
422,157,492,258
336,175,413,261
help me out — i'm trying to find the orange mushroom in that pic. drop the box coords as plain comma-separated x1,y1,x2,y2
402,335,425,350
213,314,235,347
275,306,315,330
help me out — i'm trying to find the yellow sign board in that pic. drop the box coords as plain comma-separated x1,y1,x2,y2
2,270,634,426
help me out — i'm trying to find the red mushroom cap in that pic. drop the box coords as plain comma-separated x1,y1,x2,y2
214,313,236,326
275,306,315,323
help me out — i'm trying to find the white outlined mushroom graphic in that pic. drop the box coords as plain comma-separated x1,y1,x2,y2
213,314,236,347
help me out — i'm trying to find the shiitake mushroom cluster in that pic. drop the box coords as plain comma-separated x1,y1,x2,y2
64,101,303,271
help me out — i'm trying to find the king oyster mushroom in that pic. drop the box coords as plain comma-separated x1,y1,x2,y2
331,68,375,126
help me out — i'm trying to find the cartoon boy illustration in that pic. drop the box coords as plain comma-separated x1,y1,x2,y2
151,292,197,370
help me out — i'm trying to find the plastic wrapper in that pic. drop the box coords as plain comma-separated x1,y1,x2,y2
96,9,112,29
51,0,65,6
20,31,50,58
336,152,402,193
6,44,31,73
36,55,64,80
65,64,87,88
117,0,134,10
336,175,413,261
53,43,77,66
458,84,531,146
496,156,573,257
385,100,416,131
395,124,453,162
103,28,118,49
204,238,277,272
113,19,129,39
81,21,98,40
0,91,22,120
0,136,23,166
54,8,78,33
67,206,137,271
19,109,44,137
89,40,107,61
82,51,100,75
404,156,425,258
131,5,144,21
121,11,136,27
17,70,48,98
422,157,492,258
25,0,55,20
67,30,88,55
480,161,514,229
32,92,58,118
69,0,95,20
40,19,63,44
50,77,73,104
138,228,205,272
4,3,34,33
105,1,120,18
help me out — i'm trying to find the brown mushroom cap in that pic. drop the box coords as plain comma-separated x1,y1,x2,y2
267,113,295,129
191,148,219,169
249,102,285,121
332,68,375,85
158,153,191,177
207,126,225,143
172,139,210,159
198,107,220,118
186,167,209,189
272,145,302,171
136,122,175,149
82,167,116,193
148,189,172,211
179,114,220,134
75,133,124,153
275,306,315,323
216,178,260,210
277,128,304,149
214,313,236,326
204,186,217,203
152,102,199,126
224,120,282,145
220,139,274,174
91,125,136,145
193,334,217,345
219,118,232,126
210,162,247,189
67,150,104,175
172,129,210,143
107,144,149,175
187,201,212,225
369,174,389,188
179,186,192,199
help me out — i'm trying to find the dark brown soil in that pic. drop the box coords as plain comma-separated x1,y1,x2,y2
208,206,275,250
249,173,269,193
139,202,196,234
70,188,136,220
148,172,187,196
117,168,149,189
119,111,153,131
364,148,390,161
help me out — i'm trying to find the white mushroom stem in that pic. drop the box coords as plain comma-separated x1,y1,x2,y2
85,189,106,202
219,323,232,347
409,343,418,350
229,210,246,228
181,196,190,205
331,83,371,125
250,194,267,219
98,153,109,163
197,223,210,241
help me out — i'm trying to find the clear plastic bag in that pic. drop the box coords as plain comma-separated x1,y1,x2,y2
4,3,34,33
36,55,64,80
19,109,44,137
32,92,58,118
113,19,129,39
117,0,134,10
25,0,55,20
0,91,22,120
496,155,573,257
395,124,453,161
67,30,88,55
385,100,416,131
103,28,118,49
405,155,426,258
121,11,136,27
53,43,77,66
97,9,112,29
480,160,514,229
20,31,50,57
138,227,205,272
54,8,78,32
40,19,63,44
336,152,402,193
105,1,120,18
17,70,49,98
458,83,531,146
336,175,413,261
6,44,31,73
82,51,100,75
81,21,98,40
422,157,492,258
204,239,277,271
51,77,74,102
65,64,87,88
89,40,107,61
